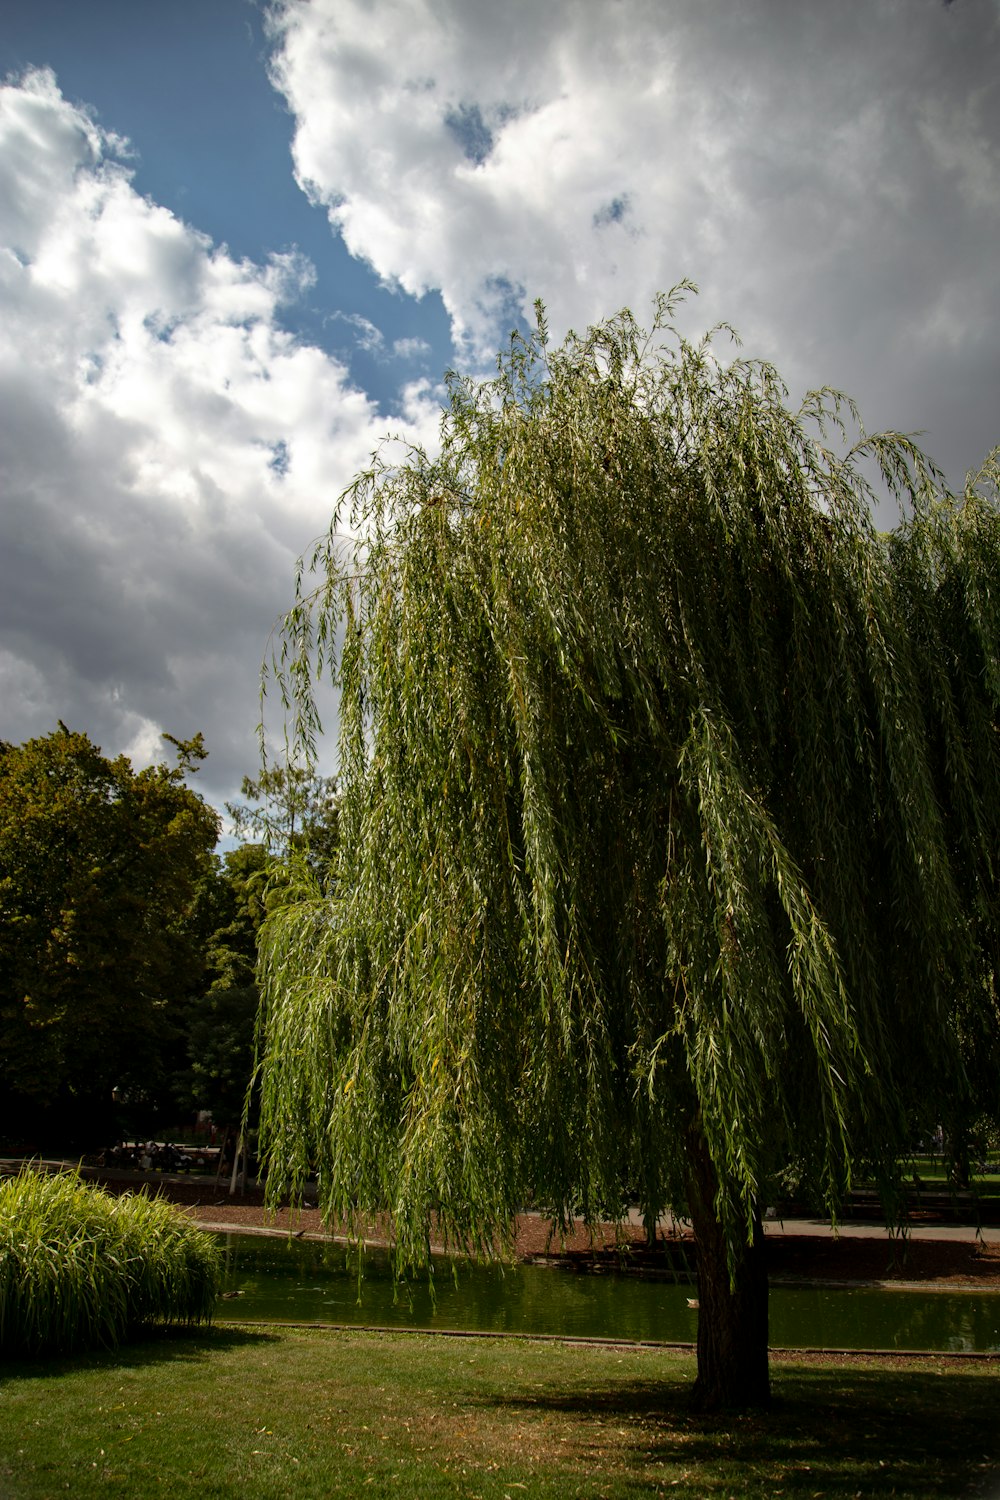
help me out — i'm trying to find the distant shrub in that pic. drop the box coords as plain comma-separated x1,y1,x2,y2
0,1168,220,1356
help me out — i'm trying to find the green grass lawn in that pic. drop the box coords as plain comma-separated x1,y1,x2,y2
901,1155,1000,1190
2,1327,998,1498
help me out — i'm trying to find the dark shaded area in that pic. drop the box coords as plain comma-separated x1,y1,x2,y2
0,1325,278,1383
484,1364,1000,1497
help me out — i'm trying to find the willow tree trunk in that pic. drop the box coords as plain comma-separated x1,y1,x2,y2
685,1126,771,1411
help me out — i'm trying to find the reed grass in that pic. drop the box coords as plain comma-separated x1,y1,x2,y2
0,1167,220,1356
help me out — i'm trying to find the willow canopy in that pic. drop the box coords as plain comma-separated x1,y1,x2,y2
255,292,1000,1410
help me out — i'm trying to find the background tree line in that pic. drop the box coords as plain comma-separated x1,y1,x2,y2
0,724,335,1150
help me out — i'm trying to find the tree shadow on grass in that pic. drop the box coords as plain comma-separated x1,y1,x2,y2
481,1364,1000,1497
0,1324,279,1383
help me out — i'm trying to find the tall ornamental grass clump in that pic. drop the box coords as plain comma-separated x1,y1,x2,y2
0,1168,221,1356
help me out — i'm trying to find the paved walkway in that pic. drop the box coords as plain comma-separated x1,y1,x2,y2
625,1207,1000,1243
763,1215,1000,1243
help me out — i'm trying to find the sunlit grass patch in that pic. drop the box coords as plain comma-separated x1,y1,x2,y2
0,1167,220,1355
0,1328,997,1498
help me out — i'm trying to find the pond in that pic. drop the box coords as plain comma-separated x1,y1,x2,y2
216,1233,1000,1353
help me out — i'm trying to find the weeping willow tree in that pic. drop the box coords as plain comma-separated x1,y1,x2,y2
255,290,1000,1411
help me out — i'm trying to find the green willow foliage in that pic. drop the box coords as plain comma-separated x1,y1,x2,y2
255,290,1000,1276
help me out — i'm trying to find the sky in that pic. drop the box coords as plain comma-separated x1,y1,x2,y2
1,0,998,823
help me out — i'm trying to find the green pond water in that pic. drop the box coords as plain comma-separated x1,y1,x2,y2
217,1233,1000,1353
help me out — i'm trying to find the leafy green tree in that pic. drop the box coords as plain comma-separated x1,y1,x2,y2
177,764,340,1136
184,843,270,1129
227,763,338,871
0,726,219,1147
888,478,1000,1184
179,767,338,1136
253,292,1000,1411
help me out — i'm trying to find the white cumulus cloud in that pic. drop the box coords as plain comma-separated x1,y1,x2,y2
269,0,1000,486
0,67,436,804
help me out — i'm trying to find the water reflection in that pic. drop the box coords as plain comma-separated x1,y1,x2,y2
217,1233,1000,1353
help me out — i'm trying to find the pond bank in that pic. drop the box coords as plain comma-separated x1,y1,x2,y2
24,1163,1000,1290
181,1198,1000,1290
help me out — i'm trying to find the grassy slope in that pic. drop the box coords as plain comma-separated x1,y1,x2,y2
1,1328,998,1498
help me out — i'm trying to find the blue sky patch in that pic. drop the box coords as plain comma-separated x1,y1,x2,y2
445,102,494,166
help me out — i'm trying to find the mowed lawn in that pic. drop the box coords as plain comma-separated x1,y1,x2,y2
1,1326,998,1499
